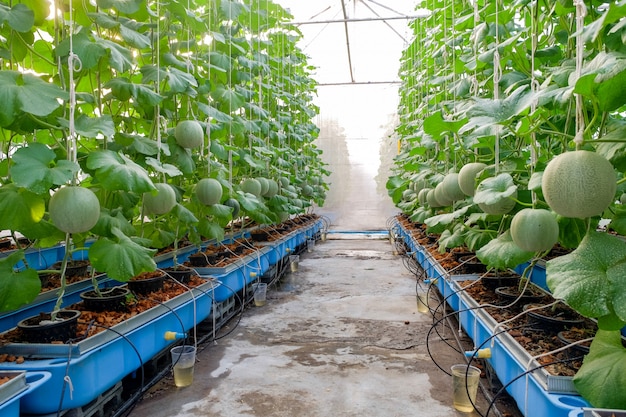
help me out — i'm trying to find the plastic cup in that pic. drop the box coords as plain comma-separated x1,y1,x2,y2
252,282,267,306
307,239,315,252
451,364,481,412
289,255,299,273
171,345,196,387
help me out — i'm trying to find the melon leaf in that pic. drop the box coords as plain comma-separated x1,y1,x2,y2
546,230,626,328
473,173,517,205
87,150,156,193
0,251,40,312
476,230,534,270
89,227,157,281
573,330,626,409
11,143,79,194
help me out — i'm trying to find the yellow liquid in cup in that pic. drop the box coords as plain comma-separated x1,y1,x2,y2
173,364,195,387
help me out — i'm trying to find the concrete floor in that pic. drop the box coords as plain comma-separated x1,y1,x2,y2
129,237,497,417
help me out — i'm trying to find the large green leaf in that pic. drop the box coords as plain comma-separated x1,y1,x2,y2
476,230,534,270
87,150,156,193
140,65,198,94
145,157,183,177
0,71,68,127
198,218,225,242
460,86,534,133
575,52,626,111
0,184,46,232
0,3,34,32
56,31,106,70
89,228,156,281
57,115,115,139
472,173,517,205
0,251,40,312
11,143,79,194
546,231,626,329
574,330,626,409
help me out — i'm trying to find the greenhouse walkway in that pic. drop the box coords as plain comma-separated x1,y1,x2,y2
128,234,503,417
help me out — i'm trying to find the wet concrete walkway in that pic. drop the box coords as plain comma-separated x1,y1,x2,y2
129,236,492,417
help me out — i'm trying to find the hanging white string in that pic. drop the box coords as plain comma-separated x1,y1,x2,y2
529,1,540,206
493,0,501,173
573,0,587,148
469,0,479,96
155,0,162,163
67,1,82,179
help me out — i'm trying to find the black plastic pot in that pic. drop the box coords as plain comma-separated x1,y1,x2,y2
480,270,521,290
17,310,81,343
128,272,166,295
523,303,585,333
80,287,130,312
495,285,547,308
250,231,270,242
458,255,488,274
52,260,89,277
163,266,193,283
557,330,592,360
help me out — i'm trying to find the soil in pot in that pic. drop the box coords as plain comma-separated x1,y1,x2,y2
127,271,166,295
0,238,12,250
250,231,270,242
52,260,90,277
17,310,81,343
163,266,193,284
80,287,131,312
523,302,586,333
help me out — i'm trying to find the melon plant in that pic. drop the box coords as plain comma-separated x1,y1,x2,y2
510,208,559,252
49,186,101,234
441,173,466,202
196,178,222,206
541,150,616,219
224,198,240,218
458,162,487,196
474,174,517,215
143,183,177,215
241,178,262,197
174,120,204,149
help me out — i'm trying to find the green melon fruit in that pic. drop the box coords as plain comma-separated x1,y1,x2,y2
292,198,304,208
196,178,222,206
426,189,443,208
224,198,240,218
434,183,454,206
257,177,270,196
302,184,314,197
621,193,626,205
411,179,428,193
278,211,290,222
418,188,431,206
174,120,204,149
458,162,487,196
241,178,262,197
510,208,559,252
279,177,290,188
143,183,177,215
542,150,617,219
441,173,466,202
265,180,279,198
403,189,415,201
49,186,101,234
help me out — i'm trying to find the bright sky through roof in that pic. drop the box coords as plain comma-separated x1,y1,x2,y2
276,0,420,139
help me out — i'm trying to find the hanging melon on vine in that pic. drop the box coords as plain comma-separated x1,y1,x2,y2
143,183,176,215
196,178,222,206
541,150,616,219
510,208,559,252
175,120,204,149
49,186,101,234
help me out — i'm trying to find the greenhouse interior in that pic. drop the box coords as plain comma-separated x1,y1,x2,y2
0,0,625,416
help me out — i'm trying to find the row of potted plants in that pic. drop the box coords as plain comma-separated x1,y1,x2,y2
387,1,626,412
0,214,325,415
0,0,328,325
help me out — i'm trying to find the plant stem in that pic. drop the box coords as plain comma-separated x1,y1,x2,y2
51,233,72,321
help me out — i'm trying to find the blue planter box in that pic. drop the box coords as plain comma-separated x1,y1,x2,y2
396,221,592,417
0,278,218,414
0,371,50,417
